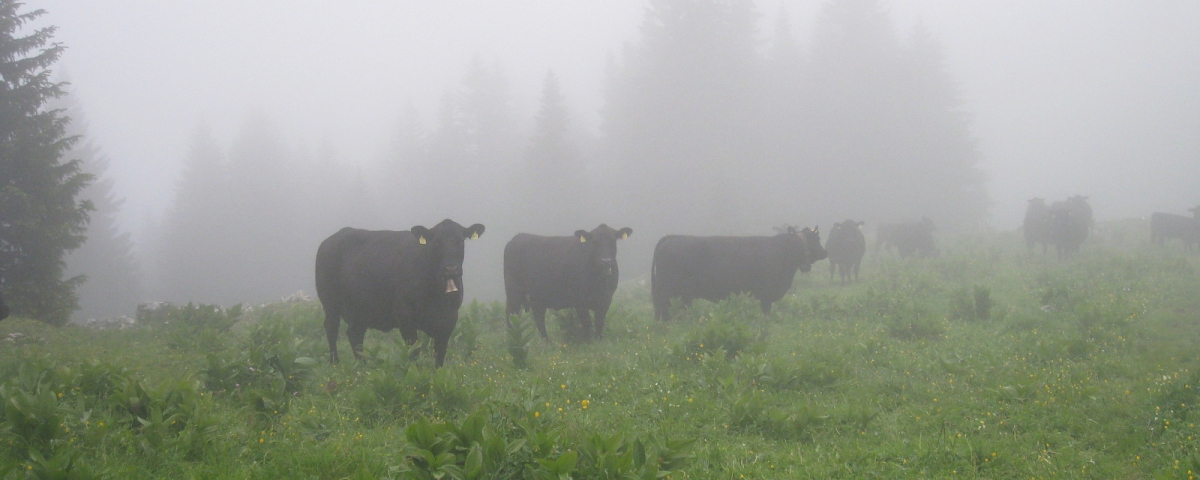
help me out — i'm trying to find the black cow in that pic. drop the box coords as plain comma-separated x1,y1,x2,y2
503,224,632,341
0,289,8,321
1048,196,1091,258
315,219,485,367
1150,206,1200,251
826,220,865,284
1023,198,1052,254
876,217,937,257
651,226,826,322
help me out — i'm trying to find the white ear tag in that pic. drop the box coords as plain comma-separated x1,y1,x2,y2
419,236,426,245
580,236,587,243
471,232,478,240
621,232,628,239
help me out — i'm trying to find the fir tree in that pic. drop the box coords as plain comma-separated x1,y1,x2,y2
601,0,761,235
156,125,228,303
55,85,141,321
520,70,586,233
0,3,91,325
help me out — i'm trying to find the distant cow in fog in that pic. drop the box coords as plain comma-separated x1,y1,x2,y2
651,226,826,322
504,224,632,341
1023,198,1052,254
0,289,8,321
1048,196,1092,258
826,220,866,283
1150,206,1199,251
876,217,937,258
315,219,485,367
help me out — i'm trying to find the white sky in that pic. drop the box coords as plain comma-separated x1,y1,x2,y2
36,0,1200,239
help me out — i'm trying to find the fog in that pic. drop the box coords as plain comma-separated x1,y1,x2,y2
36,1,1200,311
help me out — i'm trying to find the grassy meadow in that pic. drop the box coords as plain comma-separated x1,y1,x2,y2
2,223,1200,478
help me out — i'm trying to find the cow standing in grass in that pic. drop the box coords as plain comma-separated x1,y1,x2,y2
826,220,866,284
1048,196,1092,258
651,226,825,321
1023,198,1052,254
503,224,632,341
1150,206,1200,251
876,217,937,257
315,219,485,367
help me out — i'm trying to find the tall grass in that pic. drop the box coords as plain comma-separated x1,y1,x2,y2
0,232,1197,477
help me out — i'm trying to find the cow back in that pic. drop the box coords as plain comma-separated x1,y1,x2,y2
317,228,453,331
505,233,614,309
827,221,866,264
653,233,811,303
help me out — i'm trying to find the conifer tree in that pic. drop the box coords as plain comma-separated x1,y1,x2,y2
156,126,228,303
601,0,761,234
521,70,586,233
55,86,141,321
0,3,91,325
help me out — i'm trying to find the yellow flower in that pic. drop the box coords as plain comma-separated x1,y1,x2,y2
535,412,540,418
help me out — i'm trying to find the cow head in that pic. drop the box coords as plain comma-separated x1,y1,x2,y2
575,224,632,277
787,225,826,272
411,219,485,294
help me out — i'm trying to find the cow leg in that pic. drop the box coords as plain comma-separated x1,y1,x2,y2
759,299,773,316
532,307,550,340
829,262,836,282
576,308,593,342
399,328,419,360
653,292,670,322
347,322,368,361
324,307,341,364
433,333,450,368
504,291,525,328
593,307,609,340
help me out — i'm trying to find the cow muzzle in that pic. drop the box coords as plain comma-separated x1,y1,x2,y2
442,265,463,293
598,258,615,276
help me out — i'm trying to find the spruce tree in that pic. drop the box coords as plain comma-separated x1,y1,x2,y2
0,3,91,325
56,86,141,321
521,70,585,233
601,0,761,235
156,126,228,303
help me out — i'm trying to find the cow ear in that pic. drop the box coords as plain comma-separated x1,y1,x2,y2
575,230,590,243
857,221,865,228
812,225,819,234
411,226,430,245
465,224,485,240
618,227,632,240
787,226,798,234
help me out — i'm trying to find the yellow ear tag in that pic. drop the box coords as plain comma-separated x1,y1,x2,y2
471,232,479,240
621,232,628,239
580,236,587,243
419,236,426,245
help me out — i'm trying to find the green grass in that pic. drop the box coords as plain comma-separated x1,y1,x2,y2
2,230,1200,478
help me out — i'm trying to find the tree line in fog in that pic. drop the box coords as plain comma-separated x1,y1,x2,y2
73,0,985,315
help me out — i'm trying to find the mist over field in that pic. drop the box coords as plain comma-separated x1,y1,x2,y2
31,0,1200,313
